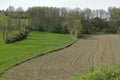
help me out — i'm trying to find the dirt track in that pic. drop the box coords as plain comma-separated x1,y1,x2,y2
2,35,120,80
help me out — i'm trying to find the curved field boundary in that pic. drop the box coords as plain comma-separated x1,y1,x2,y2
2,35,120,80
0,32,76,79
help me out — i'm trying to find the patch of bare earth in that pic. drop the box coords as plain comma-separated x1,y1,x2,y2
2,35,120,80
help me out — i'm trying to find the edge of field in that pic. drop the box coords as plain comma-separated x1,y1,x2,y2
70,64,120,80
0,34,77,79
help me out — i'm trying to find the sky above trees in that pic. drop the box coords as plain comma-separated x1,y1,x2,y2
0,0,120,10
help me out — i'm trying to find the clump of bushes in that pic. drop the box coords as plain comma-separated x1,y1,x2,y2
5,30,29,44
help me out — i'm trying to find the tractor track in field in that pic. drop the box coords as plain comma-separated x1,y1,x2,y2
2,35,120,80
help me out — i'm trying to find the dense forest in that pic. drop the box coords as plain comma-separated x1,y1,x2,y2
0,6,120,44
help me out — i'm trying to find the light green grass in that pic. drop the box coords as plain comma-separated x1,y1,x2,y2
0,31,75,76
70,64,120,80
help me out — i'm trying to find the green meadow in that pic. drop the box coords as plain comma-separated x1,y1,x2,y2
0,31,75,75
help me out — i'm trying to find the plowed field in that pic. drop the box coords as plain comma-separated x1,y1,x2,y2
2,35,120,80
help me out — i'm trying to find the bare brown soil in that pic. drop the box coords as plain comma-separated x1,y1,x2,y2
2,35,120,80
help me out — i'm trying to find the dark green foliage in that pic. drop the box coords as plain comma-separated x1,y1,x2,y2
1,6,120,43
25,6,120,37
108,7,120,33
5,31,28,44
91,17,109,32
81,20,95,34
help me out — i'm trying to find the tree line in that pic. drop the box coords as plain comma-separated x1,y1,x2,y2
0,6,120,44
0,6,28,44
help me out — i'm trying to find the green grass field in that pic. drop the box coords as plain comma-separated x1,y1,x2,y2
70,64,120,80
0,31,75,76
